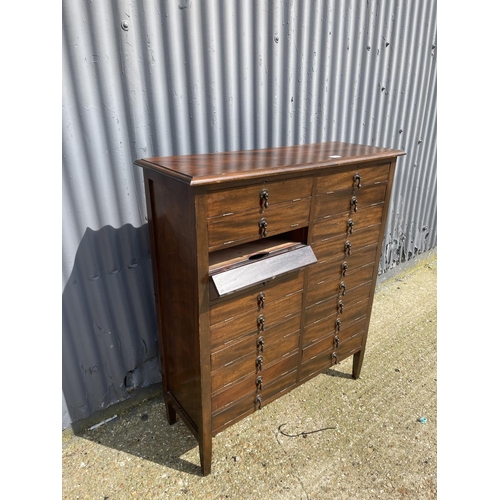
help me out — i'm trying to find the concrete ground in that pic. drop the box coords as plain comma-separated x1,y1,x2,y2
62,252,437,499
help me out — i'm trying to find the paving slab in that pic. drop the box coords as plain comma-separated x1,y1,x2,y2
63,253,437,499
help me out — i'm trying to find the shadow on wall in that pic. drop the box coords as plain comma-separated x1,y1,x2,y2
62,224,161,428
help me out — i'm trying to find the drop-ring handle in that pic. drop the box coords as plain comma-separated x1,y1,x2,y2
260,189,269,209
257,336,265,352
256,356,263,372
351,196,358,213
259,218,268,237
353,173,362,188
257,292,266,309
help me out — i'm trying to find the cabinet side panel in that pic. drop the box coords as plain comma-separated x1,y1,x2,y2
352,159,399,378
143,171,169,409
148,172,201,432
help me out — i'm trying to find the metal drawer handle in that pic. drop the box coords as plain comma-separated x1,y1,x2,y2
344,241,351,256
336,318,342,332
256,376,263,391
257,336,265,352
338,300,344,314
339,282,346,296
347,219,354,235
341,262,348,277
353,173,362,188
257,314,265,331
259,218,268,237
257,292,265,309
334,335,340,348
331,352,338,364
351,196,358,213
256,395,262,409
256,356,263,372
260,189,269,209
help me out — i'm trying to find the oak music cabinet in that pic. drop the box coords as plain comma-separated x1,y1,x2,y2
135,141,404,475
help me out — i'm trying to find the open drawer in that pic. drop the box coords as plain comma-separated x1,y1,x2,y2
209,237,317,300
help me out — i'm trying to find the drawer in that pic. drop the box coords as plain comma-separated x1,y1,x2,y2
333,332,364,364
311,204,384,242
209,244,315,299
302,333,335,364
211,315,300,371
211,332,299,393
306,262,375,307
211,290,303,349
302,316,366,352
300,346,335,382
302,301,368,348
208,198,311,251
309,238,379,274
316,163,390,194
314,184,386,220
212,353,298,413
212,367,297,434
210,271,304,326
337,263,375,297
300,331,364,382
302,315,337,347
305,282,371,326
207,177,313,219
308,245,378,287
336,297,369,327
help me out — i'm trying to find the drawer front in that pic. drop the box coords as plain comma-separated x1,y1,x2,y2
336,297,370,328
211,290,303,349
300,347,335,382
212,367,297,434
300,331,364,382
208,198,311,250
212,354,298,413
308,259,375,296
303,303,368,348
305,281,371,326
336,263,375,297
304,277,340,307
302,315,337,347
306,262,375,307
210,271,304,326
334,331,364,362
316,164,390,194
303,315,367,347
309,238,379,274
207,178,313,219
211,331,299,393
307,244,378,288
302,333,336,364
314,184,386,220
211,315,300,371
311,204,384,242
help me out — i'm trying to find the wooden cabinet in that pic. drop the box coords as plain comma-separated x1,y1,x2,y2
135,141,404,475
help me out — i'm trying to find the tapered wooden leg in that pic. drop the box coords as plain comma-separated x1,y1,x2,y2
352,349,364,379
199,436,212,476
167,402,177,425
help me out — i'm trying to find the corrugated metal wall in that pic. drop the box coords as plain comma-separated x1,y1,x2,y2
62,0,437,429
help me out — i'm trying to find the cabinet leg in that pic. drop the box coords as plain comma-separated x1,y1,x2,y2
352,350,364,380
167,403,177,425
199,437,212,476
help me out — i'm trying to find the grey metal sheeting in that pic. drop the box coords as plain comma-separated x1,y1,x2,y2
62,0,437,429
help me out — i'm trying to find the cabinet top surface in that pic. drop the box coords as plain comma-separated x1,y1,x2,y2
135,141,405,186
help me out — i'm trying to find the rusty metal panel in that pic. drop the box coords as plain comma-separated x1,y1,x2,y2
62,0,437,428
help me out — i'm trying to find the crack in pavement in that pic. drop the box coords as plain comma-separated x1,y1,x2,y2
274,428,311,500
